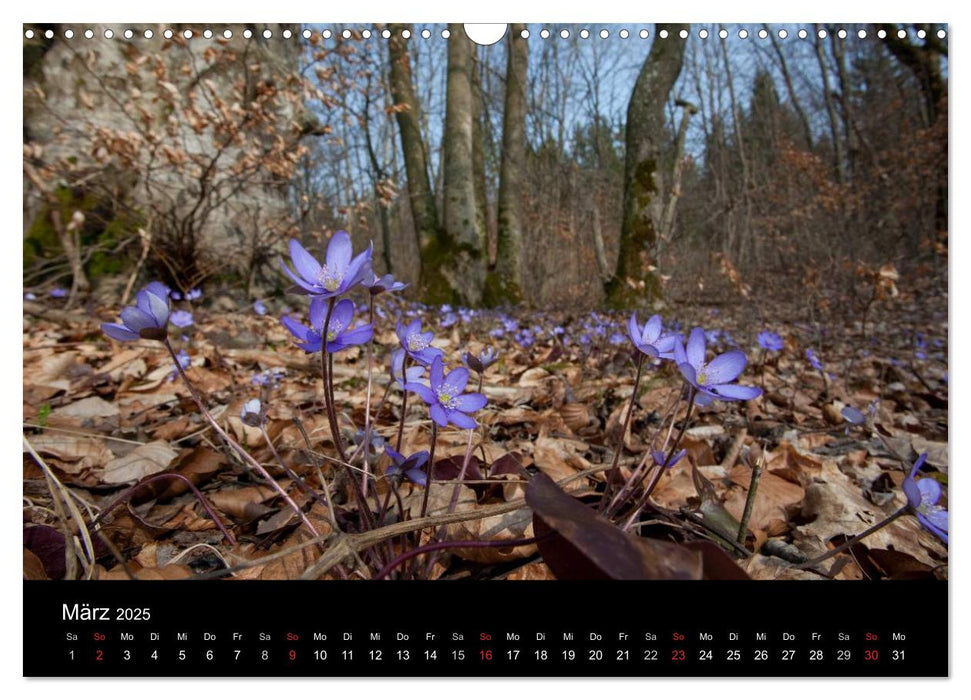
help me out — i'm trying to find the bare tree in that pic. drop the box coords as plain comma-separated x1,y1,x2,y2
485,24,527,305
441,24,486,304
606,24,689,306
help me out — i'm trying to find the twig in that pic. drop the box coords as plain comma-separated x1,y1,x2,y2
737,452,763,544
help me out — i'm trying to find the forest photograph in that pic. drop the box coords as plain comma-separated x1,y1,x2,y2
22,23,948,582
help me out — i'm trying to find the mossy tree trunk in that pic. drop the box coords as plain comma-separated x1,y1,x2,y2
606,24,688,308
387,23,452,299
441,24,487,306
484,23,527,307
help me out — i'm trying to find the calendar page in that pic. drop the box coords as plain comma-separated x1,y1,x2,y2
22,21,948,678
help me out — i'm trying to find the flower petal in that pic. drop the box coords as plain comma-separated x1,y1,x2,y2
916,510,948,544
686,327,706,368
443,366,469,394
902,477,922,509
429,402,449,427
289,239,322,282
707,383,762,401
101,323,140,342
325,230,352,273
330,299,354,331
281,315,312,343
453,392,487,412
644,314,662,343
339,325,373,347
447,410,477,429
281,258,320,293
405,467,428,487
309,296,328,330
678,362,699,387
405,382,437,405
704,350,747,384
120,305,156,332
429,356,444,391
627,313,640,345
917,478,942,507
145,291,170,326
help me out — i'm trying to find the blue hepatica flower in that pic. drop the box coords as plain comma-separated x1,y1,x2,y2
757,330,784,352
651,448,687,469
102,282,171,342
253,299,267,315
841,406,866,425
675,328,762,406
463,346,499,373
50,287,68,298
902,453,948,544
281,231,372,298
168,348,190,381
281,298,373,353
169,309,194,328
384,446,429,487
185,288,203,301
405,356,488,430
396,318,444,367
806,348,824,371
391,348,425,390
240,398,264,427
627,313,678,359
364,270,407,296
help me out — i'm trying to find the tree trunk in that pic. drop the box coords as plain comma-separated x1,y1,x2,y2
442,24,486,305
606,24,688,307
814,26,846,184
485,23,527,306
387,23,446,293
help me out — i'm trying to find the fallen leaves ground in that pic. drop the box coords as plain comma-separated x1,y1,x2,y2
22,278,948,581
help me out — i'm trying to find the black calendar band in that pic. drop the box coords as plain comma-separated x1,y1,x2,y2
24,580,948,677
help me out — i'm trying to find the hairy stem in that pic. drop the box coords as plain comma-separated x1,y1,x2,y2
795,507,909,570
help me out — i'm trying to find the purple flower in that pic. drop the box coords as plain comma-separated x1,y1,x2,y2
49,287,68,298
384,446,429,486
391,348,425,389
364,271,408,296
396,318,443,367
24,292,36,300
674,328,762,405
757,330,784,352
281,231,372,298
282,298,373,353
463,346,499,373
186,288,203,301
841,406,866,425
405,356,488,430
806,348,823,371
651,449,687,469
169,309,194,328
240,398,264,427
627,313,678,359
252,368,285,387
102,282,171,342
253,299,267,315
168,348,190,381
902,453,948,543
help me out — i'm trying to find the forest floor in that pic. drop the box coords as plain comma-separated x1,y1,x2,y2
22,276,948,581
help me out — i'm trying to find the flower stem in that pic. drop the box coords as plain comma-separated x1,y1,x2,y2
795,507,909,570
163,339,319,539
621,386,696,530
372,533,549,581
395,356,410,452
259,423,327,510
318,299,347,464
419,422,438,520
605,352,646,483
361,296,376,499
94,472,236,546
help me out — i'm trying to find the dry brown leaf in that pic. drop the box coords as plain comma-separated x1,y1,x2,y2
100,441,179,483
